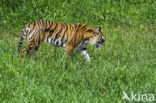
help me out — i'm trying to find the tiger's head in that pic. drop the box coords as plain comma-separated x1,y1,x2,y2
88,27,105,49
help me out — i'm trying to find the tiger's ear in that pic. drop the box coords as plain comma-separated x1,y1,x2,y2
95,27,101,35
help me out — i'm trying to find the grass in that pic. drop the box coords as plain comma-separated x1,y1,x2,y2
0,25,156,102
0,0,156,102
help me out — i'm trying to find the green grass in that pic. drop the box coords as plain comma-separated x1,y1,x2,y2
0,0,156,102
0,25,156,103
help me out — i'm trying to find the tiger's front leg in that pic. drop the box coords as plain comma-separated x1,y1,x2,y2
63,44,75,60
80,50,90,62
76,45,90,62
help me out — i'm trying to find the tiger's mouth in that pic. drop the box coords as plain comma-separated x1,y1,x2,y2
101,42,105,46
96,42,105,49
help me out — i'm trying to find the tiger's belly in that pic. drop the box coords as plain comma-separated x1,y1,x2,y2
46,37,87,51
75,42,87,51
47,37,66,47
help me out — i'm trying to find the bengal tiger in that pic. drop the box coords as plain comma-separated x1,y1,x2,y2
17,20,105,62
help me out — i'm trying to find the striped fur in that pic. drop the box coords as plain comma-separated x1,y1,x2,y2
17,20,105,61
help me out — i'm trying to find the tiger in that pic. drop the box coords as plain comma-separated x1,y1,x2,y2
17,20,105,62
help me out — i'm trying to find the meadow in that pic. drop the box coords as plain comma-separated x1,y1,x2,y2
0,0,156,102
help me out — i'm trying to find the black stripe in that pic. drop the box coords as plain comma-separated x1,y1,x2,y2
64,25,68,42
45,21,48,26
81,48,87,51
61,24,68,42
56,40,59,46
42,20,44,24
39,20,41,24
69,24,72,36
66,24,71,41
32,22,36,30
41,20,44,26
28,26,38,40
20,36,24,41
65,39,67,43
61,32,65,42
54,27,63,41
83,35,94,41
46,23,58,42
45,22,53,32
82,25,87,30
36,21,40,27
26,28,29,34
78,24,82,26
66,34,68,43
43,21,47,38
38,35,40,46
61,42,64,46
44,21,47,32
28,23,31,27
37,20,41,25
69,24,71,30
51,38,53,44
49,23,58,37
40,20,43,25
74,24,77,30
74,25,80,43
62,23,65,29
28,22,36,34
48,21,51,26
86,29,93,33
65,25,69,43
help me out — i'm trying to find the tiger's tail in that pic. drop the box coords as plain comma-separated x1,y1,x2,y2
16,25,30,53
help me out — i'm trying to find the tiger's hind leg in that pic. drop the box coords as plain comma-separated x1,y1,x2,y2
21,41,40,61
34,45,40,54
